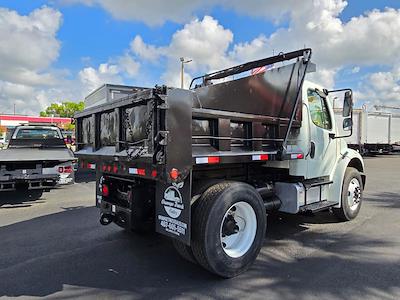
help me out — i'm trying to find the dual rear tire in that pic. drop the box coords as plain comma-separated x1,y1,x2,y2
173,181,267,278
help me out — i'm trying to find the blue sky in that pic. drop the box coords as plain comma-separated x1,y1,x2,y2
0,0,399,114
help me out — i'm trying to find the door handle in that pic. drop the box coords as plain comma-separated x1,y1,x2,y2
310,141,316,158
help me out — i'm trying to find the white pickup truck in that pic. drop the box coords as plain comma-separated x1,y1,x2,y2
0,125,75,199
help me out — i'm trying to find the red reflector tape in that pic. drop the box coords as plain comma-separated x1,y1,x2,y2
290,153,304,159
252,154,269,161
208,156,220,164
87,163,96,169
196,156,220,164
128,168,146,176
113,165,118,173
151,170,158,178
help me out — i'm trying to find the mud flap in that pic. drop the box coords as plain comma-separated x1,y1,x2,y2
156,174,192,245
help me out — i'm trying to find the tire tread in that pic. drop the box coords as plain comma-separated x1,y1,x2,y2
191,181,234,274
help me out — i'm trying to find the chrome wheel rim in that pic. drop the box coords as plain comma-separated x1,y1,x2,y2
347,178,361,211
220,201,257,258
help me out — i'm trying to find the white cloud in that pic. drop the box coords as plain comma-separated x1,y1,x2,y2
62,0,211,26
124,3,400,95
0,5,144,115
117,54,140,77
357,65,400,109
0,7,62,85
0,6,67,115
168,16,233,71
79,63,122,94
130,16,234,87
3,1,400,115
130,36,162,61
64,0,334,27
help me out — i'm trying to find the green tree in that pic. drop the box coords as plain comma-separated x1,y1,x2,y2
40,101,85,118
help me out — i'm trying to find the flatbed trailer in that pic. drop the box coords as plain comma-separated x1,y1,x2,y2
75,49,365,277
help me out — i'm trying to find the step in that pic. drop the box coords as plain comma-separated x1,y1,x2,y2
299,200,337,213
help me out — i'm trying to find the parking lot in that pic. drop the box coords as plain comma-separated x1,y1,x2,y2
0,156,399,299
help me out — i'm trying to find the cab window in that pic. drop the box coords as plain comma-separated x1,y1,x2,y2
307,89,332,130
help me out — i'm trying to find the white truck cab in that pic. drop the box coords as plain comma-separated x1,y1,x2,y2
276,80,365,218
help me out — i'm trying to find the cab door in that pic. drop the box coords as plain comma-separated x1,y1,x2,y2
306,88,337,178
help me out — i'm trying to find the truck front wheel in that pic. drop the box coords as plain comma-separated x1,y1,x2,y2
334,167,363,221
191,182,266,278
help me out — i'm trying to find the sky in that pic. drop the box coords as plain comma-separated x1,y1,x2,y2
0,0,400,115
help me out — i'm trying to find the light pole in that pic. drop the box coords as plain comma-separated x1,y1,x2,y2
180,57,192,89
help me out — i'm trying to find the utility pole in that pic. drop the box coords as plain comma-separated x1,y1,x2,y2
180,57,192,89
13,103,16,115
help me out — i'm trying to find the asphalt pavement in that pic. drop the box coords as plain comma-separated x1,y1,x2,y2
0,157,399,299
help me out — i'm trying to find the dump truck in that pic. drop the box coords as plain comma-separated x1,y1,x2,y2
0,125,75,198
75,49,365,277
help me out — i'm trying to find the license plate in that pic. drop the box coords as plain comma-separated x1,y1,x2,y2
112,205,116,213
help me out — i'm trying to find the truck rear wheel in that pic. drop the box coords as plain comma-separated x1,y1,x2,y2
334,167,363,221
191,181,266,278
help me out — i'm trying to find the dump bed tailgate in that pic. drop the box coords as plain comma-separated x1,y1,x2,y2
75,88,157,161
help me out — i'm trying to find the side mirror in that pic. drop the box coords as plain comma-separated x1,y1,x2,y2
343,91,353,117
343,117,353,131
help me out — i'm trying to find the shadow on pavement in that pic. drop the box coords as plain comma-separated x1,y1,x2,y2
364,192,400,209
0,191,44,208
0,205,398,299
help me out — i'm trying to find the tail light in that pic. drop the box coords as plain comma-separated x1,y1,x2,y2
59,165,73,173
169,168,179,180
102,184,110,197
64,166,73,173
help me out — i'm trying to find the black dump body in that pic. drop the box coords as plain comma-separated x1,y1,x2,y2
75,49,312,244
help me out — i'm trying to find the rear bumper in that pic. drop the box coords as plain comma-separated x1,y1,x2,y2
0,174,59,192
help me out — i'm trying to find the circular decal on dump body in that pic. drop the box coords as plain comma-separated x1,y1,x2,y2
161,185,184,219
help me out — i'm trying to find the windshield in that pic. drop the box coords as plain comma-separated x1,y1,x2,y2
15,128,61,139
